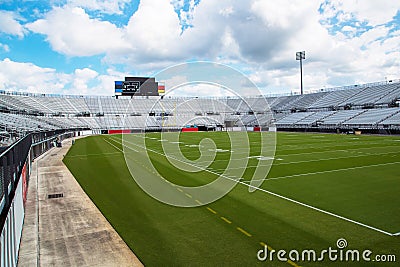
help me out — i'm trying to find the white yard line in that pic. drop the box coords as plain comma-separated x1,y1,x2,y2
103,138,125,152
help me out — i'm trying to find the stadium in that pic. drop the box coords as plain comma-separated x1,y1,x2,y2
1,0,400,266
0,76,399,266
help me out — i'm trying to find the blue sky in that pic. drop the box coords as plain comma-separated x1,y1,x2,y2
0,0,399,96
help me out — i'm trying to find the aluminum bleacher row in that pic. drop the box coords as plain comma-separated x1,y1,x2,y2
0,81,399,139
275,108,400,129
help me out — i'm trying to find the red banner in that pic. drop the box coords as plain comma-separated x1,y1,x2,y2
108,129,131,134
21,163,28,207
181,128,198,132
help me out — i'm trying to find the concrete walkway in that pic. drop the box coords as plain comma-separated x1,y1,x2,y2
18,138,143,267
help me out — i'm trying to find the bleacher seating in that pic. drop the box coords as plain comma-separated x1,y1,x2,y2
275,112,315,127
308,88,362,109
344,108,399,126
318,110,364,126
379,109,400,127
295,111,336,126
0,80,399,138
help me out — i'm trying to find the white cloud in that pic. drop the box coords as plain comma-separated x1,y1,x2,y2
124,0,182,58
3,0,400,95
0,10,26,37
323,0,400,26
26,6,129,56
71,68,98,94
0,58,123,95
0,43,10,52
66,0,131,14
0,58,68,94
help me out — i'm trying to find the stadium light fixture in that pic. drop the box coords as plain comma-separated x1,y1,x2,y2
296,51,305,95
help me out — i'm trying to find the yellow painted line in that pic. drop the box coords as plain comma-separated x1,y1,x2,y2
287,259,300,267
220,216,232,224
195,199,202,205
259,242,300,267
206,207,217,214
177,188,183,192
185,193,192,198
259,242,273,251
236,227,252,237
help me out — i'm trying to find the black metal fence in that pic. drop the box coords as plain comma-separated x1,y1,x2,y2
0,134,31,224
0,129,76,230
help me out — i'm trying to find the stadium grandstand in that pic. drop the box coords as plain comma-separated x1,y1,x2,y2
0,79,399,147
1,78,400,266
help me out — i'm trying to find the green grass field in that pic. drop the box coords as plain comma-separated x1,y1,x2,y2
63,132,400,266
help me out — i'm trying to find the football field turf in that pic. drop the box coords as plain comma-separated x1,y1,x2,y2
63,132,400,266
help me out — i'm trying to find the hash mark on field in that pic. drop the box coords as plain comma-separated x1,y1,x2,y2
185,193,192,198
237,227,252,237
220,216,232,224
207,207,217,214
177,188,183,192
195,199,202,205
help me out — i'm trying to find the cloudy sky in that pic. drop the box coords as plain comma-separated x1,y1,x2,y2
0,0,399,96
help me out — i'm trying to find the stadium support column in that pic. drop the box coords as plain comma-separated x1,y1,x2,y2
296,51,305,95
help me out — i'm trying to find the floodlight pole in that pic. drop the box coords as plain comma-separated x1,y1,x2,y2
296,51,305,95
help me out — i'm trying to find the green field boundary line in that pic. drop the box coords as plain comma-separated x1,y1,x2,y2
107,136,397,237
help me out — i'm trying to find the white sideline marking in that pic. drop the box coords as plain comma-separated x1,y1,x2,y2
273,151,400,166
262,161,400,182
277,143,400,157
392,232,400,236
208,151,400,171
278,140,400,152
247,156,279,161
186,144,201,147
209,149,230,153
109,135,397,236
198,149,400,166
103,138,126,152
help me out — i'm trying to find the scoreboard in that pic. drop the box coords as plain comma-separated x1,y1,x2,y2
115,77,161,97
